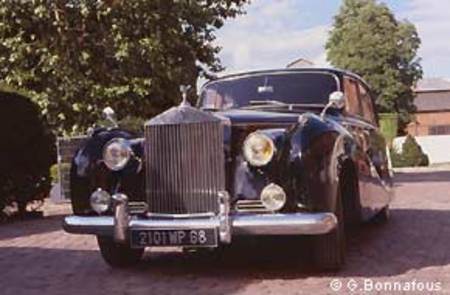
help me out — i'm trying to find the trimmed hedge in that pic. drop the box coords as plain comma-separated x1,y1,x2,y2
391,135,429,168
0,91,55,215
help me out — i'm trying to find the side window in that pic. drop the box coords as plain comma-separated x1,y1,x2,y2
201,88,222,109
343,77,362,117
358,83,377,125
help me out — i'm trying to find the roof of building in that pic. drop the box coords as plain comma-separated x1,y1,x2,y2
414,78,450,112
415,90,450,112
415,78,450,92
286,58,315,69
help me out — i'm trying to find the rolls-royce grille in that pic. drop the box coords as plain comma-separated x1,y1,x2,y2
144,121,225,214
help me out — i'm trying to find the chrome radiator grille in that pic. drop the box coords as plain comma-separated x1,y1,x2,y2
144,121,225,214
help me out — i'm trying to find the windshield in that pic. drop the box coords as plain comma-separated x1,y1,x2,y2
199,72,339,110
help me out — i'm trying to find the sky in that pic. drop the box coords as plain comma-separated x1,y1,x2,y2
215,0,450,79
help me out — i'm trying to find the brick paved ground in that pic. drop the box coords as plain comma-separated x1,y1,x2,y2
1,171,450,295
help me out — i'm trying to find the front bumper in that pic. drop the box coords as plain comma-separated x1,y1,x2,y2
63,192,337,244
63,213,337,241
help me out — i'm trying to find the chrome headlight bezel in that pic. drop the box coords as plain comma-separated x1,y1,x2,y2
243,132,275,167
102,138,132,171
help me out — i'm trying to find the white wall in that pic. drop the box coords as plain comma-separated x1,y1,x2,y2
393,135,450,164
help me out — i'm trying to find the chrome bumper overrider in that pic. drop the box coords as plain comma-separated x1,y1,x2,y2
63,192,337,244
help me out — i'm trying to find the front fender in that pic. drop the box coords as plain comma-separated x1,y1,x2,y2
287,114,356,213
70,129,144,215
231,113,357,214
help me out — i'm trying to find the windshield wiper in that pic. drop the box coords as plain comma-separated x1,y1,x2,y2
243,100,325,110
249,100,289,106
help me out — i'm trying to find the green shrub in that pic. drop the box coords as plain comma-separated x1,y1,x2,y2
49,164,59,184
0,91,56,214
391,135,429,168
379,113,398,146
49,163,71,184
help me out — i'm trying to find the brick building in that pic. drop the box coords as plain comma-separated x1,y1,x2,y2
407,78,450,136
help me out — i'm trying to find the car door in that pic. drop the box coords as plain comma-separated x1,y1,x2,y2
357,82,393,207
341,76,392,220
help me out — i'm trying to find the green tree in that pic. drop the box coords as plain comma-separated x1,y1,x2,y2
0,0,248,135
326,0,422,130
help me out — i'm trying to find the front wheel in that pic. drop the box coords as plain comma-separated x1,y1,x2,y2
312,191,346,271
97,236,144,268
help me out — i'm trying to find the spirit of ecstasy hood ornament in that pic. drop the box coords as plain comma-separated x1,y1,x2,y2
179,85,192,107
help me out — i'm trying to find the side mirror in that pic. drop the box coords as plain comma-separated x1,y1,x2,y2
328,91,345,109
103,106,115,118
102,106,118,128
320,91,346,119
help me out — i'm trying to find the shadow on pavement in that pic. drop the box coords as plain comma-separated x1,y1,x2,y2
0,247,251,295
138,208,450,279
1,208,450,294
0,215,64,241
0,209,450,279
140,236,316,279
395,171,450,183
341,208,450,277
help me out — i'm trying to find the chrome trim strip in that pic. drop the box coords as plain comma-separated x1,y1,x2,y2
63,212,337,237
235,199,271,213
128,201,148,214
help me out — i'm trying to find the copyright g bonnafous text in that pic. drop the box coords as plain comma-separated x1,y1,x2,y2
329,278,442,293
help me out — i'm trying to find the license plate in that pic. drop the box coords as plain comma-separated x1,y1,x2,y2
130,229,218,248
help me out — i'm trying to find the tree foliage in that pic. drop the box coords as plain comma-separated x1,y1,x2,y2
0,0,248,134
0,91,56,214
326,0,422,129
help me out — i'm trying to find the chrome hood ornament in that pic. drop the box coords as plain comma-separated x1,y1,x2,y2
179,85,192,107
145,85,220,126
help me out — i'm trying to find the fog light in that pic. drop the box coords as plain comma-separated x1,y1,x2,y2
90,188,111,214
260,183,286,211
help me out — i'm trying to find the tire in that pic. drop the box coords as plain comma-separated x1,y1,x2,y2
373,205,390,224
341,166,362,229
97,236,144,268
312,188,346,271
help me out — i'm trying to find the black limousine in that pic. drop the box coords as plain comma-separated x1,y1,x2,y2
63,68,394,270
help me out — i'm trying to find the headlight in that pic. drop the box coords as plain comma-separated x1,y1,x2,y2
103,138,132,171
260,183,286,211
90,188,111,214
243,132,275,167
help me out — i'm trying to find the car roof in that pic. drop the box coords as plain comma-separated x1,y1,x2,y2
202,67,371,91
